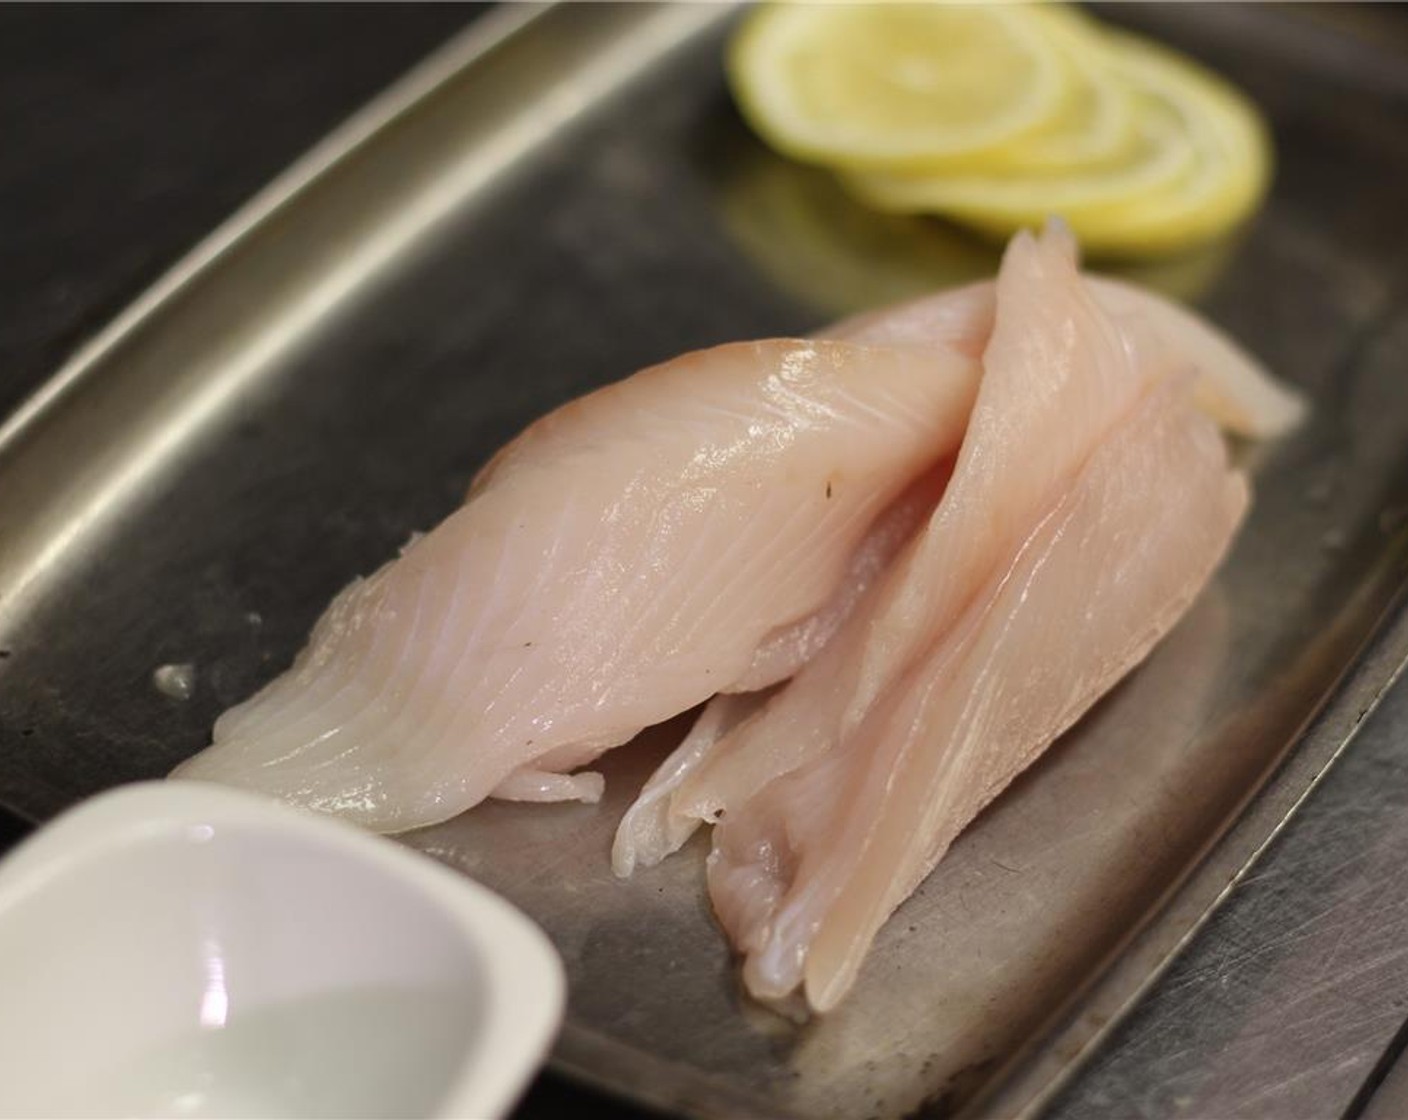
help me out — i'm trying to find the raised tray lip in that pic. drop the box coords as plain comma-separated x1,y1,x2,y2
0,2,547,463
2,5,1407,1119
980,585,1408,1119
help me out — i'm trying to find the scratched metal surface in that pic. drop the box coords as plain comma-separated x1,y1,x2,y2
1049,609,1408,1120
2,5,1408,1120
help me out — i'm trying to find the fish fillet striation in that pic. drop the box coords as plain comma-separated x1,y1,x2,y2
173,339,981,831
825,272,1303,439
610,252,1299,878
173,218,1298,1012
619,225,1251,1010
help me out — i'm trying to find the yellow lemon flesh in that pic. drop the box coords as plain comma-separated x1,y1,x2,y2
727,3,1273,257
1053,32,1272,255
971,6,1139,175
729,3,1069,171
847,86,1196,225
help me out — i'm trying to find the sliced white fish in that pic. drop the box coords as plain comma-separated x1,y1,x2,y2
624,224,1248,1010
173,338,980,832
827,270,1304,438
717,375,1245,1009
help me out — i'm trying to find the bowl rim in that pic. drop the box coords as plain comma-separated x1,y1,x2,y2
0,780,566,1120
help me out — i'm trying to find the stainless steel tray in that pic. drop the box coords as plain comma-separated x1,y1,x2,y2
4,4,1408,1118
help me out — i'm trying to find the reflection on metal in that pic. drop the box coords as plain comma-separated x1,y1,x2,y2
1049,622,1408,1118
708,124,1239,319
709,126,998,318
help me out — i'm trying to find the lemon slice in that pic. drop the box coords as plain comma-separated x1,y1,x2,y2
846,85,1196,220
843,26,1270,255
1056,32,1272,254
728,2,1070,171
971,5,1138,175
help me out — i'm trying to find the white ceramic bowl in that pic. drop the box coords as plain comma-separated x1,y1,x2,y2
0,781,564,1119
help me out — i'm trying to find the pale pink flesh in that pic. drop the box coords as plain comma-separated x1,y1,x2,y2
662,225,1154,840
656,225,1249,1009
611,461,952,875
609,283,1003,865
717,378,1246,1009
611,689,767,878
820,281,995,359
843,224,1154,726
828,273,1304,439
1086,275,1305,439
615,227,1297,876
723,459,956,697
168,205,1288,1017
491,767,606,804
173,338,981,832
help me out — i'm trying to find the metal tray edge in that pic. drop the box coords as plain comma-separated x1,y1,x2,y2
982,576,1408,1119
0,2,545,460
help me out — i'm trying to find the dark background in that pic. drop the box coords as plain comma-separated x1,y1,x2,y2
0,4,472,423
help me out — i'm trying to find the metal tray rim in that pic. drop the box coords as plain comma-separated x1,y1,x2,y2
0,1,545,461
3,5,1407,1118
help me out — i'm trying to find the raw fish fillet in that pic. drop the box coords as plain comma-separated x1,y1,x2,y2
821,282,995,358
622,225,1249,1010
613,231,1302,877
612,462,951,875
611,263,1301,874
172,338,982,831
826,274,1304,438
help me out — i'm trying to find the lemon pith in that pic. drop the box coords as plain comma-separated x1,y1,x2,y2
727,3,1273,257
